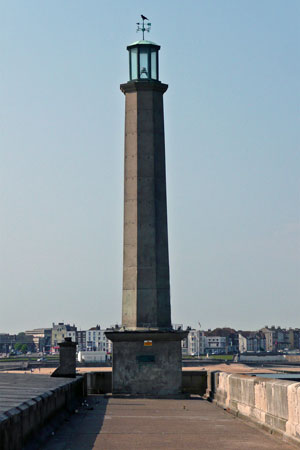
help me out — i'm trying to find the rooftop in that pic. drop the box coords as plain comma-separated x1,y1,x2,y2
128,39,159,47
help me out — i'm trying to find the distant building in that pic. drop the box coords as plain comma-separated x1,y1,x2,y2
181,335,188,356
66,328,77,342
0,334,15,353
15,333,35,352
260,327,275,351
51,323,77,353
24,328,51,352
288,328,300,350
260,326,291,352
77,330,87,352
85,326,111,353
187,329,205,355
8,322,300,357
227,333,239,353
43,328,52,353
204,328,239,354
205,336,227,354
238,332,266,353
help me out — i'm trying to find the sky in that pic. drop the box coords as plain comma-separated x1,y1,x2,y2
0,1,299,334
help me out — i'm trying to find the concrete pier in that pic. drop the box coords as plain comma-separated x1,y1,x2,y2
41,396,296,449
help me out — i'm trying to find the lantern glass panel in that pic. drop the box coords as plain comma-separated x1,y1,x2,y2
139,48,149,79
151,50,157,80
130,47,138,80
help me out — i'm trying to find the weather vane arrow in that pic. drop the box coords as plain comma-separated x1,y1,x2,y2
136,14,151,40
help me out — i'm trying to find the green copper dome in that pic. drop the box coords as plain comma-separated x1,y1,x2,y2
128,40,160,48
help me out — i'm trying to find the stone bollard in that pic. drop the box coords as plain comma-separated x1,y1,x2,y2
51,337,77,378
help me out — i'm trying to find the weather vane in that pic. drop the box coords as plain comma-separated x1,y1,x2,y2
136,15,151,40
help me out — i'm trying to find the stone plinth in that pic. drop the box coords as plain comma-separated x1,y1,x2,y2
106,330,187,396
51,337,77,378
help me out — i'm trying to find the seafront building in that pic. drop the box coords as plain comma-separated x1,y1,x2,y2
1,324,300,356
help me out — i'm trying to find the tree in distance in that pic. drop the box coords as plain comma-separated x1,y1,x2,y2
14,343,28,354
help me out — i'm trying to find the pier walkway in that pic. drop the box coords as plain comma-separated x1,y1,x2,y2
42,396,296,450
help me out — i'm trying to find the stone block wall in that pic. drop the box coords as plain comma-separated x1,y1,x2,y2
207,371,300,446
0,377,84,450
86,371,112,394
182,371,207,395
85,370,207,396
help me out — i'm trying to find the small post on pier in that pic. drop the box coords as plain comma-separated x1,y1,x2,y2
51,337,77,378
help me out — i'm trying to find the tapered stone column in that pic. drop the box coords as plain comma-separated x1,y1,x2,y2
106,39,187,396
121,81,171,331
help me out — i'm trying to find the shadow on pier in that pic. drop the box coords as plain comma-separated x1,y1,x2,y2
37,396,295,450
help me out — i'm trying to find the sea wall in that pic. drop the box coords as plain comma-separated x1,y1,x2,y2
206,371,300,446
0,376,84,450
239,354,285,363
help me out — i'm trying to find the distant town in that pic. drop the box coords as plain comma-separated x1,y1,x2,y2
1,323,300,358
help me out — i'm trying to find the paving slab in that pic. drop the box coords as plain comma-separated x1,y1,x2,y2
42,396,297,450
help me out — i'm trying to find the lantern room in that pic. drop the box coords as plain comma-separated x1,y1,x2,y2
127,40,160,82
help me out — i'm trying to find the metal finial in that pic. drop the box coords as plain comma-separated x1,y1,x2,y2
136,15,151,40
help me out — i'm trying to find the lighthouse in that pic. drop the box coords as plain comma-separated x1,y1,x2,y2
106,19,187,396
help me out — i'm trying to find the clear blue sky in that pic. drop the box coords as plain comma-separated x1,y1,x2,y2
1,1,299,333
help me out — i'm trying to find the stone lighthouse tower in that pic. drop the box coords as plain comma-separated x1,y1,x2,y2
106,21,187,396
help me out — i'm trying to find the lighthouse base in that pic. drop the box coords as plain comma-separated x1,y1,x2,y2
105,330,187,396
